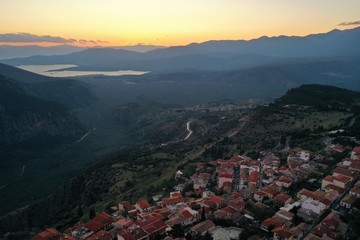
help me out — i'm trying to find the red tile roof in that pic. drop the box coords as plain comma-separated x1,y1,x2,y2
325,184,345,194
249,171,260,183
203,200,216,208
350,188,360,195
275,193,292,203
278,176,293,184
115,218,134,227
117,229,135,240
219,172,233,179
262,187,276,196
199,173,211,180
261,218,282,229
255,191,267,197
313,224,336,239
231,192,241,199
228,199,245,210
33,228,60,240
86,230,112,240
141,219,167,235
209,195,224,205
222,206,238,216
333,167,354,178
323,175,334,182
272,226,293,239
85,212,114,232
136,199,151,209
353,146,360,153
163,195,183,206
298,189,332,206
334,175,351,184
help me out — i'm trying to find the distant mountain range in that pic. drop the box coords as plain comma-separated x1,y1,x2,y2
0,44,165,60
1,27,360,72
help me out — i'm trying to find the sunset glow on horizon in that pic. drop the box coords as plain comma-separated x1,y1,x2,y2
1,0,360,47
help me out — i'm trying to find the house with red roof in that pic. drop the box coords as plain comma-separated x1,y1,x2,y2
218,172,233,189
192,173,211,193
276,176,293,188
221,206,241,218
350,188,360,198
162,194,183,209
340,194,356,209
261,218,282,232
119,201,132,213
135,199,152,213
312,224,336,240
275,193,292,206
134,214,167,238
272,226,294,240
114,218,134,229
86,230,112,240
179,207,199,226
332,167,355,181
248,171,260,191
327,144,345,153
191,220,216,235
262,187,277,199
85,212,114,233
294,147,311,161
298,189,332,207
222,181,232,193
117,229,136,240
351,146,360,160
227,199,245,212
254,191,267,202
33,228,61,240
209,195,225,209
231,192,241,199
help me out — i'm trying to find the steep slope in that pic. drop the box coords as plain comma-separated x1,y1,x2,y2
0,64,97,108
0,75,84,144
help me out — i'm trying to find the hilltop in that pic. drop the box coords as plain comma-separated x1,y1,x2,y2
1,84,359,239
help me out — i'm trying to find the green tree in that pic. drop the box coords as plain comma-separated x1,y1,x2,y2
201,206,206,221
77,205,83,218
169,224,185,238
89,207,96,220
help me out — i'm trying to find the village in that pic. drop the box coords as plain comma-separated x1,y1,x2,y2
34,144,360,240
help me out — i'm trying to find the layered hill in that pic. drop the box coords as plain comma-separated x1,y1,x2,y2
2,27,360,72
0,63,97,108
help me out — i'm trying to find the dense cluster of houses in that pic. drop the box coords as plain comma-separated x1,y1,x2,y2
34,146,360,240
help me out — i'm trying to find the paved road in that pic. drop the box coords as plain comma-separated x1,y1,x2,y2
184,121,193,140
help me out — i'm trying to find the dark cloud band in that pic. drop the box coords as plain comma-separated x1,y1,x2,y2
338,21,360,26
0,33,108,44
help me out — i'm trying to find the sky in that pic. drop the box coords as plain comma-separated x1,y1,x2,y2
1,0,360,47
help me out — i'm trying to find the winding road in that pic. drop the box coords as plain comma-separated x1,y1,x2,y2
75,128,96,143
184,121,193,140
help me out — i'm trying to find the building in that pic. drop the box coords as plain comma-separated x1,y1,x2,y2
192,220,216,235
135,199,152,213
340,194,356,209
